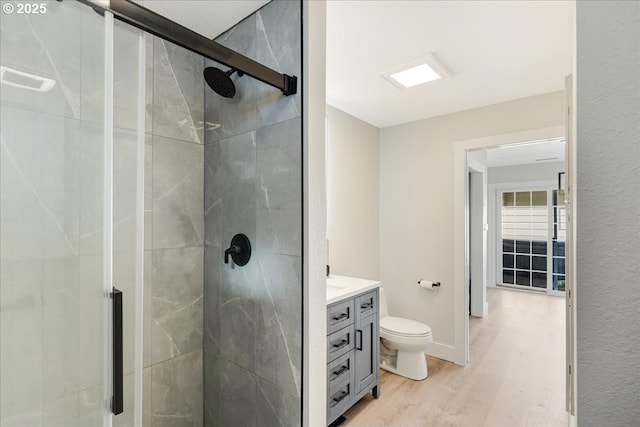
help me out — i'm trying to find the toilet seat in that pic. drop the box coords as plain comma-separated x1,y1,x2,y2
380,316,432,338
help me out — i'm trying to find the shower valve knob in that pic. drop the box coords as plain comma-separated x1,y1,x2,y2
224,234,251,266
224,245,240,263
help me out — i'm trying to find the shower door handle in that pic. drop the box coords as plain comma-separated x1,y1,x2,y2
112,288,123,415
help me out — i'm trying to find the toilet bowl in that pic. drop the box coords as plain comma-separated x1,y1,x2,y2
379,288,433,380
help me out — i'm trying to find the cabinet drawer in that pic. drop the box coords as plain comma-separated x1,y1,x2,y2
327,325,355,363
327,299,354,335
327,379,353,425
355,290,377,322
327,350,355,391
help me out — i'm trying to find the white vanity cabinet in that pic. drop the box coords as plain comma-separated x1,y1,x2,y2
326,288,380,425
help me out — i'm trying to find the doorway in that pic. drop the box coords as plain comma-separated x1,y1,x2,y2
454,126,567,356
462,137,570,423
455,134,566,424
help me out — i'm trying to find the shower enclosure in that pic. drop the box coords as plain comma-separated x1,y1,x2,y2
0,1,303,426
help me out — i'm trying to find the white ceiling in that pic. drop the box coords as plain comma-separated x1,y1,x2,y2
143,1,269,39
326,1,574,128
485,138,566,168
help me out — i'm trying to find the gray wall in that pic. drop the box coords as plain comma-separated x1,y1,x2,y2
576,1,640,425
202,1,302,426
143,35,205,427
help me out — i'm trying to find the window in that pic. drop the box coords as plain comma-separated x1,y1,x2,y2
500,189,565,293
552,189,566,291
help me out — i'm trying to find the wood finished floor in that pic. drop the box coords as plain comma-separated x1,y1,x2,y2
342,287,567,427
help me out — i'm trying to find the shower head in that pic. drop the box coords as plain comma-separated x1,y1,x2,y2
204,67,243,98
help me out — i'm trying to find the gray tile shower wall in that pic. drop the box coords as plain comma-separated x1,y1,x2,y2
151,350,204,427
203,1,303,426
151,247,204,365
153,38,205,145
143,35,205,427
152,135,204,250
256,119,302,257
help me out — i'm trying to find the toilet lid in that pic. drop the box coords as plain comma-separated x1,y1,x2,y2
380,316,432,337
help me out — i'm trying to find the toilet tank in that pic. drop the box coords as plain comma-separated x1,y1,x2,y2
379,287,389,319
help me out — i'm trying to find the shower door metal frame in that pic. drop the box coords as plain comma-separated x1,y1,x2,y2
77,0,298,96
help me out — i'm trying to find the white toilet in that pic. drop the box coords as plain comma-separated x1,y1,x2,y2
379,287,433,380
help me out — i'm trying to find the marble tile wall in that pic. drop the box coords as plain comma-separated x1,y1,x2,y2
203,1,303,426
143,35,205,427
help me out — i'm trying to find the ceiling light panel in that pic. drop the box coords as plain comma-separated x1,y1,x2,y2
390,64,441,88
382,53,452,91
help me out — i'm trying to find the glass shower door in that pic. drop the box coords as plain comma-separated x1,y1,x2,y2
1,1,113,425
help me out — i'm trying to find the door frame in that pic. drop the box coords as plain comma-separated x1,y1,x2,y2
467,160,487,318
452,124,565,366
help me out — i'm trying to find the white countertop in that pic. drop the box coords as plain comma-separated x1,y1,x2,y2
326,275,381,305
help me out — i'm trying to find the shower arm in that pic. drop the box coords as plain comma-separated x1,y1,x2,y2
74,0,298,96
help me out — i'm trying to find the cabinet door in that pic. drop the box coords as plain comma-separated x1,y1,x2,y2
354,313,378,396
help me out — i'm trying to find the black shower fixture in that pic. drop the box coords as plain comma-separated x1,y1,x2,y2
224,234,251,266
204,67,244,99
